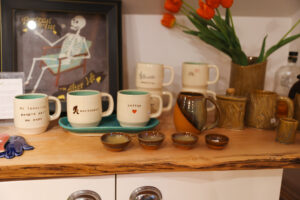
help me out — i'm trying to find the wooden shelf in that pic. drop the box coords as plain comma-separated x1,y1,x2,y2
122,0,300,17
0,111,299,181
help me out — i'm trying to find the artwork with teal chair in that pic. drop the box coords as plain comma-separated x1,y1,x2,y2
39,40,92,86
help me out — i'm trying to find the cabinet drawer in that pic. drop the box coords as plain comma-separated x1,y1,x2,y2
0,175,115,200
117,170,282,200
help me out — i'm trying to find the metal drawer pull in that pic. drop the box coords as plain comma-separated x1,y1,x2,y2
67,190,102,200
130,186,162,200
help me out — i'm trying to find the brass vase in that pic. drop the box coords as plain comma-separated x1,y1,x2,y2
229,57,267,97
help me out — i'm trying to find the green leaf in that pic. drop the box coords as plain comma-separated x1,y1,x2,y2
225,9,230,26
264,33,300,60
257,35,268,63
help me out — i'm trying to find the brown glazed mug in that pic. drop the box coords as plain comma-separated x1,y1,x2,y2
173,92,220,134
276,118,298,144
246,90,294,129
294,93,300,130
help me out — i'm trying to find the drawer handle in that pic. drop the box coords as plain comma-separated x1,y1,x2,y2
67,190,102,200
130,186,162,200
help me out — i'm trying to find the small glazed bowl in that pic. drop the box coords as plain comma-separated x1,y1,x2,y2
101,132,131,152
205,133,229,150
138,131,165,150
172,132,198,150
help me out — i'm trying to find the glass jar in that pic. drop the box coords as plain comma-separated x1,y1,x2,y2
274,51,299,96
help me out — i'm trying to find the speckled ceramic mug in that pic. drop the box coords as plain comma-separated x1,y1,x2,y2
67,90,114,128
117,90,163,127
14,93,61,135
181,62,219,93
136,62,174,89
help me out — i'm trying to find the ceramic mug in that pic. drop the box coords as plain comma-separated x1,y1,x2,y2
117,90,163,127
137,87,173,112
67,90,114,128
181,62,219,93
173,92,220,134
246,90,294,129
276,118,298,144
136,62,175,89
14,93,61,135
216,94,247,130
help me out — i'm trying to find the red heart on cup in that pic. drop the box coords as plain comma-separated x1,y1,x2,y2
132,109,137,114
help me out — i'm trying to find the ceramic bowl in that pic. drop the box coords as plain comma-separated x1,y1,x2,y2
138,131,165,150
205,133,229,150
101,132,131,152
171,132,198,150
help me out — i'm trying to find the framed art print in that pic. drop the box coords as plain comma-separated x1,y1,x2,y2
1,0,122,112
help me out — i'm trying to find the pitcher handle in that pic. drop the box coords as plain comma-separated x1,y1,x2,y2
278,96,294,118
202,96,220,131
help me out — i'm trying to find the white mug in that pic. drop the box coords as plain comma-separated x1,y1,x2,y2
136,62,175,89
182,62,219,92
67,90,114,128
14,93,61,135
117,90,163,127
137,87,173,112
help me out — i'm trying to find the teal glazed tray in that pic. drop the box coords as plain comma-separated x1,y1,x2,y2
58,114,160,135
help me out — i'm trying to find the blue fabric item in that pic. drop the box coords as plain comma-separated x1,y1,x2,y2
0,136,34,159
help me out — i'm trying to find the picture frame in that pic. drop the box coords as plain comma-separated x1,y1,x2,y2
0,0,122,113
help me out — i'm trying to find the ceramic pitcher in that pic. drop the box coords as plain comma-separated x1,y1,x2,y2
173,92,220,134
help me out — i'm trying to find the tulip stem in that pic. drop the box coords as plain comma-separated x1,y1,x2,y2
279,19,300,42
175,23,190,30
216,8,221,17
182,0,196,12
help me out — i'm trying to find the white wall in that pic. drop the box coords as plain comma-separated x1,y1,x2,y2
122,14,293,95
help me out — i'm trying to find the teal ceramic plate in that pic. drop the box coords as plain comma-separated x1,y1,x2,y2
58,114,159,135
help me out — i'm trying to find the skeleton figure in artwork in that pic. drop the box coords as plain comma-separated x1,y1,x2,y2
25,15,91,92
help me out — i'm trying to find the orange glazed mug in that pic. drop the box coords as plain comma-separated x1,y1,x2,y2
173,92,220,134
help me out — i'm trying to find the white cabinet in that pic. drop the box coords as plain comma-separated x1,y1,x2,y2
0,175,115,200
0,170,283,200
116,170,283,200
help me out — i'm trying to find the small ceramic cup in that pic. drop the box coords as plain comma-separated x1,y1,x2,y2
181,62,219,93
276,118,298,144
136,62,175,89
137,87,173,112
117,90,163,127
14,93,61,135
67,90,114,128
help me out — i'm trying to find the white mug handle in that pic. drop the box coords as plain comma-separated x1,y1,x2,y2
207,65,219,85
150,94,163,118
162,91,173,112
162,66,175,87
206,90,216,112
48,96,62,121
101,93,114,117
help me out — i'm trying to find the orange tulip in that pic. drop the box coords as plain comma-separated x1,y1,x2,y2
205,0,220,9
197,1,215,20
161,13,176,28
164,0,182,13
220,0,233,8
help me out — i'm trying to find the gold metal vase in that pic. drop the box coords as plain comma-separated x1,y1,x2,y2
229,57,267,97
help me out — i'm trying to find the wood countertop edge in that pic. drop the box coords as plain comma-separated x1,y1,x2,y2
1,157,299,181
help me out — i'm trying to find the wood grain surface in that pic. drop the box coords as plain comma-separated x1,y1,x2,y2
0,111,300,181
